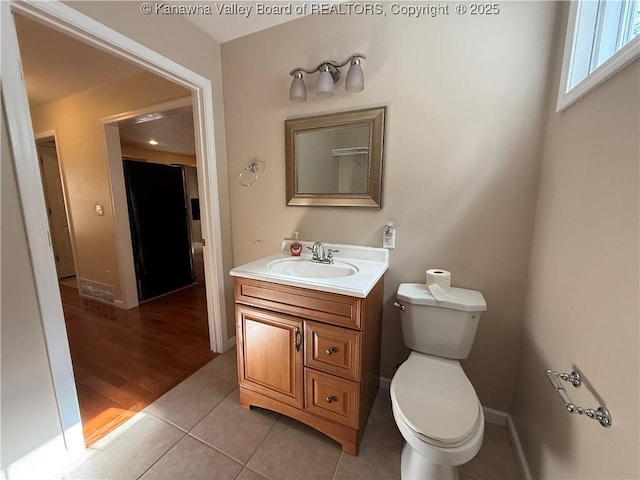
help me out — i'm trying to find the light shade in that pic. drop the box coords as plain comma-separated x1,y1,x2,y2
288,54,366,102
345,58,364,92
289,71,307,102
316,65,335,96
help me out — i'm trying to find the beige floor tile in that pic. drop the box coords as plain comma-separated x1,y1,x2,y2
460,423,523,480
140,435,243,479
197,348,239,384
237,468,270,480
247,416,342,480
190,387,279,464
334,436,401,480
363,390,405,450
64,413,184,479
145,370,236,431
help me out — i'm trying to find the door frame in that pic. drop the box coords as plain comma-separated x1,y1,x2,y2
34,130,79,283
1,0,228,464
102,96,195,309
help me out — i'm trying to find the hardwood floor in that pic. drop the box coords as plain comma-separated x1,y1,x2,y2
59,283,217,446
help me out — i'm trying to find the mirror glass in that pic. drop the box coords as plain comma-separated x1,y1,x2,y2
285,107,386,208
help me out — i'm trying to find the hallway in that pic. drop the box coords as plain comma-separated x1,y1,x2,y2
60,283,215,446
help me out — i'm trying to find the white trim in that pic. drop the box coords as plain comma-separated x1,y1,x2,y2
507,415,533,480
191,80,229,352
482,408,533,480
34,129,81,283
103,124,139,309
1,0,85,461
557,2,640,112
103,97,192,125
482,406,509,426
2,0,229,472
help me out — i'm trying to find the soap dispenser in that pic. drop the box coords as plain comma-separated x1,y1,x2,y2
290,232,302,256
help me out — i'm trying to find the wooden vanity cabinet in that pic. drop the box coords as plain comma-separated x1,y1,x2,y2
234,277,384,456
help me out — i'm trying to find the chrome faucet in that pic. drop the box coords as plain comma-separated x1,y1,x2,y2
308,242,339,264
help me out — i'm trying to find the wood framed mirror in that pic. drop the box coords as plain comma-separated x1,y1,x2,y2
285,106,386,208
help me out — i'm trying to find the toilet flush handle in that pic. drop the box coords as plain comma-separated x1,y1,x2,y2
393,302,405,311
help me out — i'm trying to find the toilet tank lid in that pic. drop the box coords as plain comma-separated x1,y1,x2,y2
397,283,486,312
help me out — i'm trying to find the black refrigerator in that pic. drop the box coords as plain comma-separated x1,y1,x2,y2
123,160,194,301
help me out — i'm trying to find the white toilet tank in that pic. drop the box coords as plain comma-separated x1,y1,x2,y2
396,283,487,359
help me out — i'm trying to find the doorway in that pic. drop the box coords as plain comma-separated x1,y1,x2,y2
123,160,195,301
3,0,229,462
108,99,206,304
35,136,76,281
13,17,218,445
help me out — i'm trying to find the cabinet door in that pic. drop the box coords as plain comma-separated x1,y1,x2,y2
237,305,303,408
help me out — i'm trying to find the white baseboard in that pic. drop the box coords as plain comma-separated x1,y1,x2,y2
507,414,532,480
483,408,532,480
482,406,508,426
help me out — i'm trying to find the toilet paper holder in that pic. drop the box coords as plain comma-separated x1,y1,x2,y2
545,369,612,427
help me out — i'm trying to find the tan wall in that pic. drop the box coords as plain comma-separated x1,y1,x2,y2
222,2,557,410
67,1,235,339
512,5,640,479
121,144,197,166
30,71,189,301
1,101,64,470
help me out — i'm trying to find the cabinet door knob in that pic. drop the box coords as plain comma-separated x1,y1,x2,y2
325,347,334,356
325,396,335,404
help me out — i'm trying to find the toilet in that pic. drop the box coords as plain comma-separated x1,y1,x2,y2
391,283,487,480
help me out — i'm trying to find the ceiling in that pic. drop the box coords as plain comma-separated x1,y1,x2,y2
119,106,196,156
181,7,304,44
13,9,301,155
13,14,144,108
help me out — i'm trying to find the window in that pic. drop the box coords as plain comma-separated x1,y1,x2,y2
557,0,640,111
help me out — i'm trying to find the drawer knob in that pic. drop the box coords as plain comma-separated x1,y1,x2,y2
325,347,335,356
325,396,335,404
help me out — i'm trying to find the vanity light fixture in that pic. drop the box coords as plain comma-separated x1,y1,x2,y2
289,53,366,102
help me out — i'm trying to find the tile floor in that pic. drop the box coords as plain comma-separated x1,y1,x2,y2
60,349,523,480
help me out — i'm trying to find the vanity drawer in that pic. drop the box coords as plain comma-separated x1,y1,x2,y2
235,278,362,329
305,369,359,428
304,321,361,381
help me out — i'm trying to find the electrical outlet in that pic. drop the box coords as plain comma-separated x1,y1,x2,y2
383,223,396,249
95,204,104,216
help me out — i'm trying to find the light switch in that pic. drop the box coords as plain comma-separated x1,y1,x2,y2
95,204,104,216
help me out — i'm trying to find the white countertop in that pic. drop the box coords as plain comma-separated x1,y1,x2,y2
229,241,389,298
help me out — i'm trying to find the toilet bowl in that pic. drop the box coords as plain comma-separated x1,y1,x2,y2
391,352,484,480
392,283,487,480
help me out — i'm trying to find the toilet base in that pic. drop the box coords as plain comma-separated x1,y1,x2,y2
401,442,459,480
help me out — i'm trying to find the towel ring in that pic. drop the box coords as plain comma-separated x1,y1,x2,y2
239,161,259,187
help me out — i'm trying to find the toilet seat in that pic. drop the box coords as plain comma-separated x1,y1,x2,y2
390,352,482,448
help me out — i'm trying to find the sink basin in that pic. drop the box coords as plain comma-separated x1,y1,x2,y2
267,258,358,278
230,242,388,297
